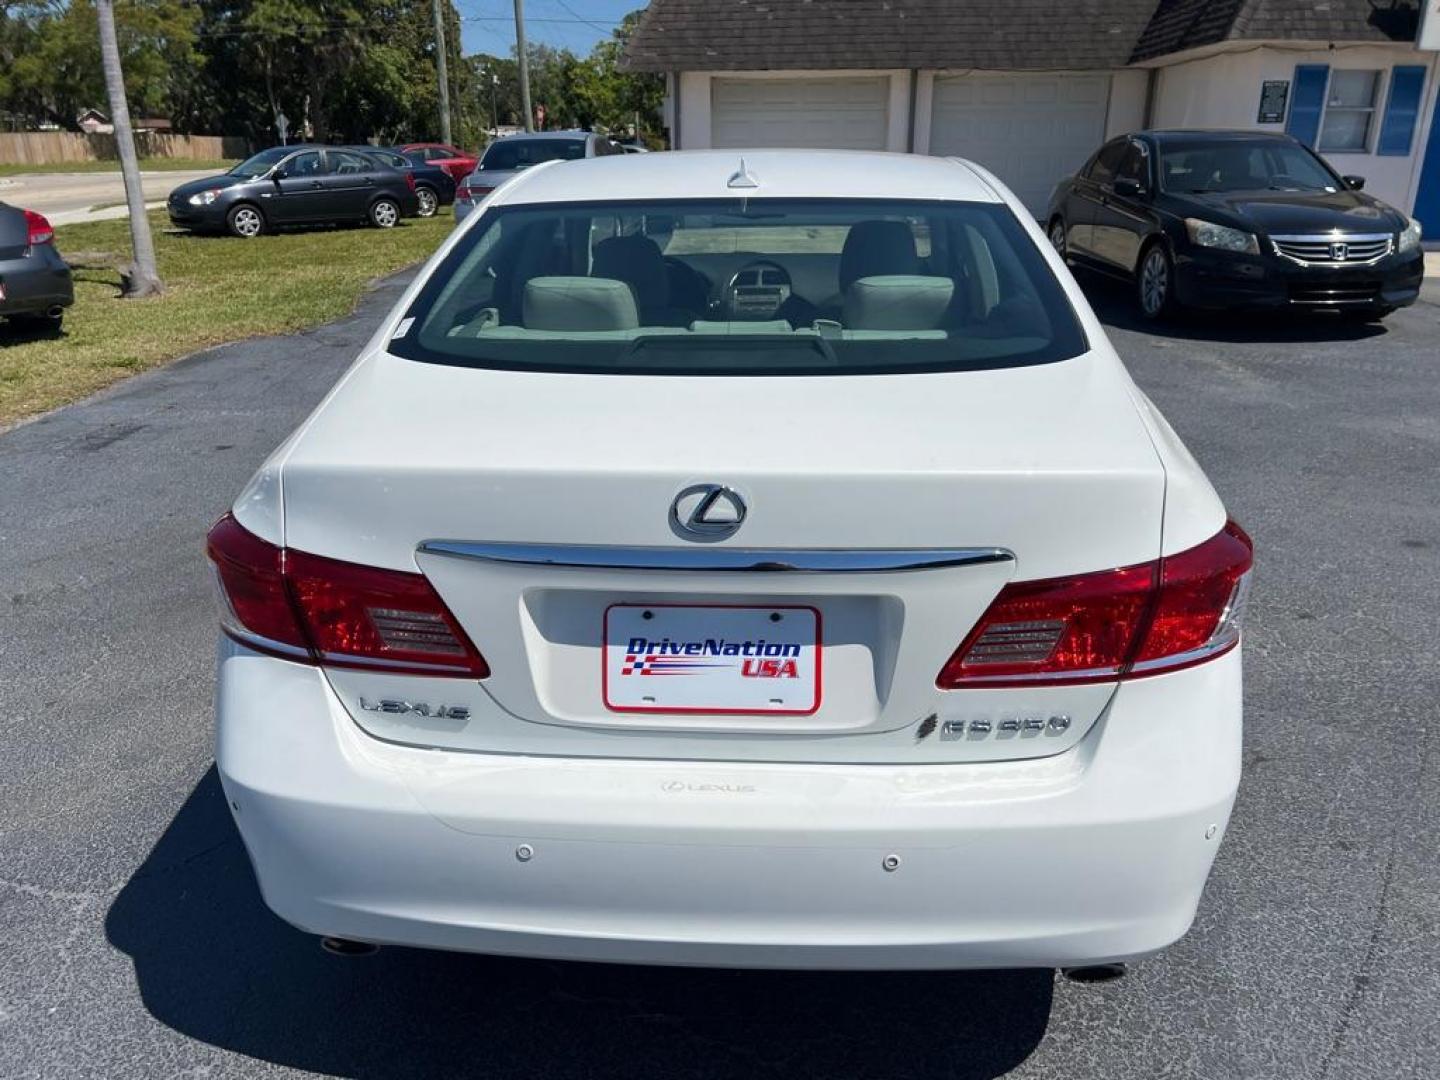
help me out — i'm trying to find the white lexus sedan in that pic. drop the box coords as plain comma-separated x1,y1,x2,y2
209,150,1251,972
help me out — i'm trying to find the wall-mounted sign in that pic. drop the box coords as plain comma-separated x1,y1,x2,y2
1257,80,1290,124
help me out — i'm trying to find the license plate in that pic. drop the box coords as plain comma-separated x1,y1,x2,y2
603,604,821,715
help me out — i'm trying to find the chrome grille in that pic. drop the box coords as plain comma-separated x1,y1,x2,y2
1271,233,1393,265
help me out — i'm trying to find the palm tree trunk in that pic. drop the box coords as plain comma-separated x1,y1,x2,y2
96,0,162,298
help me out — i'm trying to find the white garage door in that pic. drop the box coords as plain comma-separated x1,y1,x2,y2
711,77,889,151
930,74,1111,216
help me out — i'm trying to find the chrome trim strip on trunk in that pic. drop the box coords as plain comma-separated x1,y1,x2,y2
417,541,1015,574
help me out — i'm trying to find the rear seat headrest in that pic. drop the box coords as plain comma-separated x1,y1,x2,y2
523,276,639,331
839,220,921,291
842,275,955,331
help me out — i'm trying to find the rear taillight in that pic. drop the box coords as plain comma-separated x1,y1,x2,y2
24,209,54,246
937,521,1252,688
208,514,310,661
455,185,470,201
1129,520,1252,674
207,513,488,677
404,170,416,191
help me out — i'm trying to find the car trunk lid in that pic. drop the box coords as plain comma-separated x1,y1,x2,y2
282,347,1164,763
0,205,31,260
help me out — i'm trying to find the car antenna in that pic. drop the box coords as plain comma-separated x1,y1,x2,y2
727,157,759,189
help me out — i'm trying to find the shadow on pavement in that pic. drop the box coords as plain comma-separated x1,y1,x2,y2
107,767,1053,1079
1074,267,1393,344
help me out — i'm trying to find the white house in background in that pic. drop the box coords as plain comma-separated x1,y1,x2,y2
625,0,1440,236
77,108,112,134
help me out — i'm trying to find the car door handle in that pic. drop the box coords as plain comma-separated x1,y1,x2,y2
309,180,323,189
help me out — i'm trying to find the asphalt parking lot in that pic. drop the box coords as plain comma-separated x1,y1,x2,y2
2,269,1438,1079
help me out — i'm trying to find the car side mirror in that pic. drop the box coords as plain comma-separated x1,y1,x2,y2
1112,179,1146,199
1343,175,1365,191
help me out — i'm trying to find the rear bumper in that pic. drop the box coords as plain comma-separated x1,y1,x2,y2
0,247,73,315
217,640,1242,970
1174,247,1423,310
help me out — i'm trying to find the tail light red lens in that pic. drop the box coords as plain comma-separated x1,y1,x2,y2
207,514,310,660
937,521,1252,688
404,170,416,191
24,209,54,246
454,184,471,201
206,513,488,678
1130,520,1252,674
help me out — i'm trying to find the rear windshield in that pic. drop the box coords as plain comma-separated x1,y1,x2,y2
480,139,587,171
389,198,1087,376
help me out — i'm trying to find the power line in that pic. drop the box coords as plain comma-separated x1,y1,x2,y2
548,0,615,37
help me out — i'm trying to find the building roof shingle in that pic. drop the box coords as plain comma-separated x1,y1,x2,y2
624,0,1424,73
1133,0,1421,62
623,0,1162,73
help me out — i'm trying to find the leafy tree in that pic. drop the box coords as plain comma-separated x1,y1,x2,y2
0,1,199,130
0,2,660,151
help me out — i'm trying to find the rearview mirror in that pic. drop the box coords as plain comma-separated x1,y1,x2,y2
1112,179,1146,199
1343,174,1366,191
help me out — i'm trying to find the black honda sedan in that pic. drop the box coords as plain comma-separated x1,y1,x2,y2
167,145,420,238
1046,131,1424,321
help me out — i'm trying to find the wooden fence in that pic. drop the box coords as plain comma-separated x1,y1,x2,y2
0,131,250,166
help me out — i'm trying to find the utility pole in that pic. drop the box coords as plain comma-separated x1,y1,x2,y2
95,0,161,297
514,0,533,132
432,0,452,144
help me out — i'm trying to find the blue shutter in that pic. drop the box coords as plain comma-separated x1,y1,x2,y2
1287,65,1329,148
1377,66,1427,156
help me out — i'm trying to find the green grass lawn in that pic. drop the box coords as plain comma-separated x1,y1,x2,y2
0,210,449,427
0,158,237,177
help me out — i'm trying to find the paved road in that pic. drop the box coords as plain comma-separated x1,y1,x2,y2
0,168,218,224
2,272,1438,1079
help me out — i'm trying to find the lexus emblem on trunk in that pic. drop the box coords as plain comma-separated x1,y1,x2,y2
671,484,747,541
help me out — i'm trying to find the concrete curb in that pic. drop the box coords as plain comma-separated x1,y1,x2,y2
48,199,167,227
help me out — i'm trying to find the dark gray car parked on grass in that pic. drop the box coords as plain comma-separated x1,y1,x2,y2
0,203,72,332
344,146,456,218
167,145,420,238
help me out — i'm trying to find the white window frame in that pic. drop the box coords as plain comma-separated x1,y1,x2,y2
1317,68,1384,154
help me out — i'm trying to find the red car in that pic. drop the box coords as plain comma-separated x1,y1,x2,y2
398,142,478,182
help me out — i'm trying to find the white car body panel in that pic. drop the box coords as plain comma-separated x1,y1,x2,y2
279,352,1162,574
216,150,1242,968
218,637,1240,969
